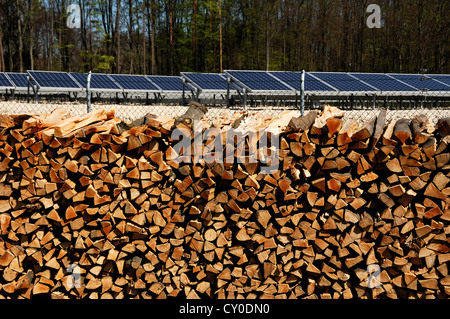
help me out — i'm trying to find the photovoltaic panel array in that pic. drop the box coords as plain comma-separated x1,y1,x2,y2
28,71,82,91
269,71,336,92
221,70,450,95
70,72,122,91
430,75,450,88
182,73,230,91
89,73,122,90
6,73,29,89
309,72,377,92
266,71,299,90
388,74,450,91
148,76,184,92
225,70,294,92
3,70,446,97
0,73,14,89
109,74,160,92
349,73,417,92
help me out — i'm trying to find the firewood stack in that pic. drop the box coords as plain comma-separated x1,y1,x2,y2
0,105,448,299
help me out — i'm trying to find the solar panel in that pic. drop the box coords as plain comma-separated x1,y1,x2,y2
225,70,294,92
309,72,376,92
27,71,82,91
147,76,184,91
70,72,122,91
109,74,160,92
421,75,450,90
388,74,450,91
269,71,336,92
349,73,417,91
182,73,229,91
5,73,29,89
0,73,15,89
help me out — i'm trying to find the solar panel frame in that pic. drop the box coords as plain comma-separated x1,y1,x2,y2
27,70,83,91
268,71,337,93
69,72,123,92
108,74,161,92
147,75,185,92
309,72,377,93
181,72,232,92
0,73,15,90
225,70,295,93
387,74,450,92
5,73,30,90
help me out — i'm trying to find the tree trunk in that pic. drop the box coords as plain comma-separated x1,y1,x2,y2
58,0,63,71
142,3,146,74
265,31,269,70
128,0,134,74
49,0,54,70
7,37,13,72
78,0,87,49
28,0,34,70
193,0,197,71
169,0,175,75
89,3,93,69
0,30,5,72
78,0,88,70
151,0,157,74
16,0,24,72
265,2,269,71
116,0,121,73
29,31,34,70
219,0,223,72
208,0,213,71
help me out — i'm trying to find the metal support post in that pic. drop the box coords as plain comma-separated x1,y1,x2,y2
87,71,92,113
243,88,247,110
300,69,305,116
226,77,230,108
182,78,186,105
27,75,31,103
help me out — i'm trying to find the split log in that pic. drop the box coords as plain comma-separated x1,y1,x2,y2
287,110,319,132
394,119,412,144
174,101,208,128
352,115,376,142
337,119,358,147
438,118,450,137
372,109,387,147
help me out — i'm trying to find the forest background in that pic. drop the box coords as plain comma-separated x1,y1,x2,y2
0,0,448,76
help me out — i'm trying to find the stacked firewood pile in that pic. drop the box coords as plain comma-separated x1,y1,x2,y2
0,104,448,299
